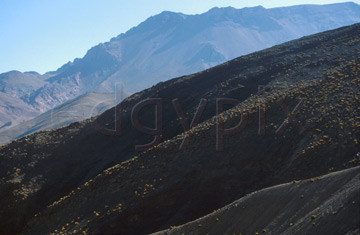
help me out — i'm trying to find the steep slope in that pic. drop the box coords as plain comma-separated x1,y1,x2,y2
153,167,360,235
0,24,359,234
0,92,39,130
0,91,131,145
7,3,360,113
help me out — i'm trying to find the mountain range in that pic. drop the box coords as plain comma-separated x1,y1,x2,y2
1,2,359,135
0,22,359,234
0,91,130,145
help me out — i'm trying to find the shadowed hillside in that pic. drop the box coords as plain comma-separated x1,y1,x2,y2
0,23,359,234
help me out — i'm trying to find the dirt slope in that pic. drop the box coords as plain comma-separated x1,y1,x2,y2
153,167,360,235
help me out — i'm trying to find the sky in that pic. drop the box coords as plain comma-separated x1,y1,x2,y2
0,0,359,74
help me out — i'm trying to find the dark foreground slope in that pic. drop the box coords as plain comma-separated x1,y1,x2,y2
0,24,359,234
154,166,360,235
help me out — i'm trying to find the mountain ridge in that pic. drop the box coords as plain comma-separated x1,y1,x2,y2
0,91,131,145
1,3,359,130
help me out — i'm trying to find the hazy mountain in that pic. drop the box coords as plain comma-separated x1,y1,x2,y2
0,71,50,129
44,2,360,94
0,92,39,130
1,3,359,131
0,91,130,145
0,23,359,234
9,4,360,106
0,71,47,99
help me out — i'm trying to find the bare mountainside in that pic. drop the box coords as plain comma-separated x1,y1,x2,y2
0,92,39,130
0,71,48,129
154,167,360,235
0,2,359,128
0,24,359,234
0,91,131,145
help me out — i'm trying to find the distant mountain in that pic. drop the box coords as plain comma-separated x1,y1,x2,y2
0,71,50,129
0,91,130,145
0,92,39,130
43,2,360,94
0,71,47,99
0,23,359,234
1,2,359,127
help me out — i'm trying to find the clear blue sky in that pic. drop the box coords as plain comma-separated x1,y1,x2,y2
0,0,358,74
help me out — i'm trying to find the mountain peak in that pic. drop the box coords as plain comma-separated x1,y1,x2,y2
207,6,236,15
155,10,188,21
159,10,183,16
207,5,265,14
